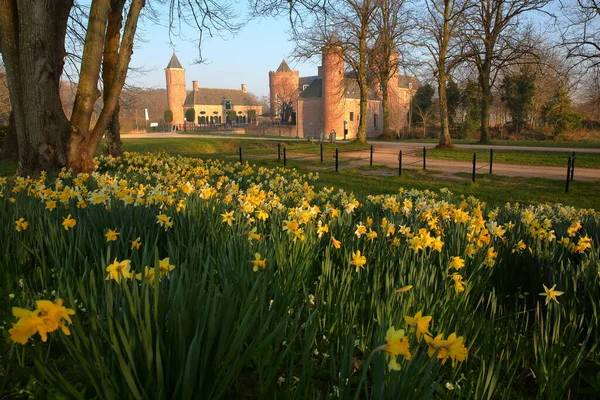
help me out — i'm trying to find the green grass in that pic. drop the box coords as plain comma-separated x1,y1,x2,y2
1,137,598,210
421,147,600,168
379,138,600,148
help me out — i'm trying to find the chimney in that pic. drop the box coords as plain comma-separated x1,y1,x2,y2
192,80,198,91
241,84,247,93
318,66,323,77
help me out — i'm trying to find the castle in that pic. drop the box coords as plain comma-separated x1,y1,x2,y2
269,46,418,139
165,54,262,129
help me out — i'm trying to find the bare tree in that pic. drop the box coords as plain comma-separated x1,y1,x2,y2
370,0,411,138
414,0,472,148
462,0,552,143
294,0,378,142
560,0,600,69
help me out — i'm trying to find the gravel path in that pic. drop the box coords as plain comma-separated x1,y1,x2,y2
123,133,600,181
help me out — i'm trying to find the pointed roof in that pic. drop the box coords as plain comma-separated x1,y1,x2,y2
166,53,183,69
276,60,292,73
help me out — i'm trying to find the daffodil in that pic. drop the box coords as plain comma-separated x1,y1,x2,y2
158,257,175,277
250,253,267,272
105,258,132,283
105,229,120,242
221,211,234,226
404,311,432,340
372,326,411,370
130,237,142,250
15,218,28,232
62,214,76,230
331,236,341,249
350,250,366,272
539,284,564,305
449,256,465,270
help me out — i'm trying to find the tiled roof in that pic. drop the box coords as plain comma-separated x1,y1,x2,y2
299,77,380,101
276,60,292,72
299,79,322,99
183,88,260,107
398,75,420,89
299,76,319,88
166,53,183,69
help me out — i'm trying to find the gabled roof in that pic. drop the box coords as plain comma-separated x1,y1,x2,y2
299,78,322,99
184,88,260,107
166,53,183,69
398,75,420,90
299,77,380,101
276,60,292,72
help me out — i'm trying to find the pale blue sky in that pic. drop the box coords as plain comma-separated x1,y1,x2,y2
128,8,316,98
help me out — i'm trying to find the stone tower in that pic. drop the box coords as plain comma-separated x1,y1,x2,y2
322,43,345,137
268,60,299,122
165,53,186,127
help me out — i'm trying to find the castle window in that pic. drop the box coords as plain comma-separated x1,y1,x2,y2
350,112,354,122
374,114,378,128
224,99,232,110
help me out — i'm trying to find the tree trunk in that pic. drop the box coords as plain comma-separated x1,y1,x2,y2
479,63,492,144
381,73,390,137
0,0,73,173
1,110,18,160
105,106,122,157
68,0,145,172
102,0,126,157
437,73,454,148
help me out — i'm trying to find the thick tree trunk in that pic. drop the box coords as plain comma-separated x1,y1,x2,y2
102,0,126,157
437,73,454,148
0,0,73,174
1,110,18,159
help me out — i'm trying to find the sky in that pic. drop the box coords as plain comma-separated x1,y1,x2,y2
128,5,317,98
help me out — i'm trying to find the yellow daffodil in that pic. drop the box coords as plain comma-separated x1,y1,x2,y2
62,214,76,230
449,256,465,270
250,253,267,272
539,284,564,305
105,229,120,242
331,236,341,249
136,266,156,285
105,258,132,283
372,326,411,371
130,237,142,250
158,257,175,277
15,218,28,232
350,250,366,272
404,311,432,340
221,211,234,226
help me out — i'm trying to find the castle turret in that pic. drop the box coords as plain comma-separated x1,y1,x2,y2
322,43,345,137
165,53,186,128
269,60,300,122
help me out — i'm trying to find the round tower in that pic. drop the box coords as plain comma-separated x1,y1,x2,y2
269,60,300,122
322,44,345,137
165,53,186,128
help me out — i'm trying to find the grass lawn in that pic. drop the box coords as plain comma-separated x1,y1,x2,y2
1,137,598,209
421,147,600,168
381,138,600,148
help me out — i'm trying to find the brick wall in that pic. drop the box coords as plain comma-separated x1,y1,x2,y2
245,125,298,137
